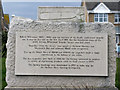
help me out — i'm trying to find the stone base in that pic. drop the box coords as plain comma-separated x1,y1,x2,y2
5,87,118,90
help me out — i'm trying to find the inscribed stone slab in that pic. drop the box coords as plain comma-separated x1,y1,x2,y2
15,32,108,76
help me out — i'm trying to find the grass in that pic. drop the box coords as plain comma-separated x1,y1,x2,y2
116,58,120,90
1,57,7,90
0,58,2,90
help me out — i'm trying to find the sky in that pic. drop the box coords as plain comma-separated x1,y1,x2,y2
2,0,82,2
2,2,82,21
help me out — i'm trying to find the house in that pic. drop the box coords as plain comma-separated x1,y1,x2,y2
4,14,10,30
82,0,120,44
0,0,9,31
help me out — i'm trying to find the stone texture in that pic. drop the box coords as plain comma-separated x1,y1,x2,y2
5,87,118,90
6,16,116,88
37,7,85,22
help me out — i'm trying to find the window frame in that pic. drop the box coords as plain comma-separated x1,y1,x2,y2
116,35,120,44
94,13,108,22
115,14,120,23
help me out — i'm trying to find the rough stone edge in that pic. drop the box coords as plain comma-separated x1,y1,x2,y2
5,87,118,90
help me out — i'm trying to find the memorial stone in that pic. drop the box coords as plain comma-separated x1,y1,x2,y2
5,16,118,90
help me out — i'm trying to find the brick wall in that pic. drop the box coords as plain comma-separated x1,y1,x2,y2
108,14,115,24
89,14,94,22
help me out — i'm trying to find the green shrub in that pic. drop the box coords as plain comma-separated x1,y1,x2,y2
0,30,8,90
2,30,7,57
1,58,7,90
116,58,120,90
0,58,2,90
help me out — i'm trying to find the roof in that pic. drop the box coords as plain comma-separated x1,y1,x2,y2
86,2,120,11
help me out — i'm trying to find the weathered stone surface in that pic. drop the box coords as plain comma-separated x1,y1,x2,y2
6,16,116,88
5,87,118,90
37,7,85,22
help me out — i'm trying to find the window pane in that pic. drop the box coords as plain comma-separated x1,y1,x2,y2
115,26,120,33
115,18,118,22
95,18,98,22
115,14,118,17
99,14,103,17
104,14,108,17
95,14,98,17
116,36,119,43
99,18,103,22
104,18,107,22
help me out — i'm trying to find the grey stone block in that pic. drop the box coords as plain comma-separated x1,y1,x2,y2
37,7,85,22
6,16,117,89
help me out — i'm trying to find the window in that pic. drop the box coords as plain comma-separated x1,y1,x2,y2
116,35,120,44
115,14,120,23
115,26,120,34
115,26,120,44
94,13,108,22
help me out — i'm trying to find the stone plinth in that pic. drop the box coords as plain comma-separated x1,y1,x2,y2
37,7,85,22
